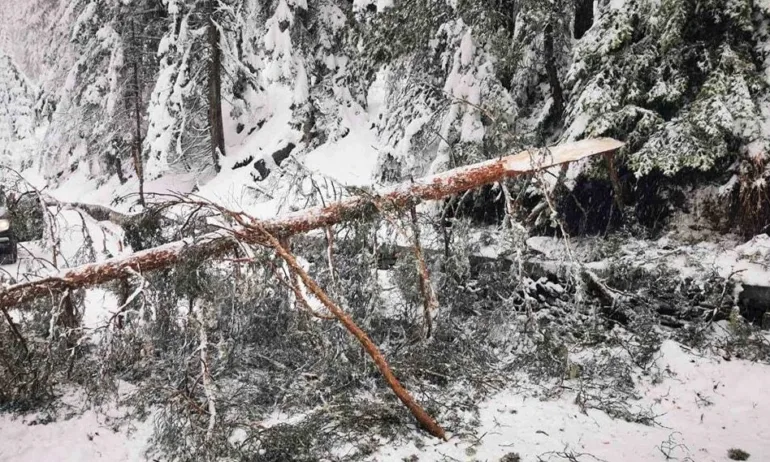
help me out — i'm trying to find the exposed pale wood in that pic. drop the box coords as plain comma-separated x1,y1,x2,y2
263,138,623,235
0,138,623,309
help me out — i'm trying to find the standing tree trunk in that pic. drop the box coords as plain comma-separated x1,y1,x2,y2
207,0,226,172
573,0,594,39
543,22,564,124
131,19,146,206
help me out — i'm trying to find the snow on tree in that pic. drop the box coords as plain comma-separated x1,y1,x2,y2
0,52,37,142
565,0,770,177
4,1,770,460
28,0,163,190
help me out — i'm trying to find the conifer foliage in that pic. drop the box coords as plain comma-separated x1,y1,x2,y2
3,1,770,460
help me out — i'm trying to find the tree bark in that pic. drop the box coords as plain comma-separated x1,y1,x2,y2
543,22,564,123
573,0,594,39
131,19,146,206
0,138,623,309
208,0,226,171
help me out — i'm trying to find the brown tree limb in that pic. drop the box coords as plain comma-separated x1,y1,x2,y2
0,138,623,309
253,220,448,440
266,259,336,320
324,226,336,287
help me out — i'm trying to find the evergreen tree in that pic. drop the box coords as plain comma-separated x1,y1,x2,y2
34,0,163,194
0,52,37,142
564,0,770,177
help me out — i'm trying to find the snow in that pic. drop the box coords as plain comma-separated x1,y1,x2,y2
440,24,486,147
193,84,298,215
292,59,309,105
459,30,474,67
2,4,770,460
35,163,200,215
3,335,767,462
71,2,97,42
303,125,380,186
0,412,151,462
369,340,770,462
527,232,770,289
2,176,766,462
366,69,389,122
260,409,309,429
0,53,37,142
0,389,153,462
273,0,294,24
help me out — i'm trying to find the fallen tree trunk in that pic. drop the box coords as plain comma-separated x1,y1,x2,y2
0,138,622,309
0,235,237,308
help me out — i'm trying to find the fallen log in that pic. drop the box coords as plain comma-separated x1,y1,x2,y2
0,138,623,309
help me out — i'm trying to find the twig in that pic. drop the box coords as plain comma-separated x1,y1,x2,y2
194,298,217,440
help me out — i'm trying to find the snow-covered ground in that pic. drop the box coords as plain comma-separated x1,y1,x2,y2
367,340,770,461
1,340,768,461
3,125,770,461
3,143,770,462
0,388,153,462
